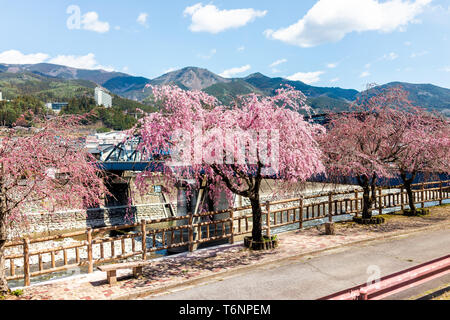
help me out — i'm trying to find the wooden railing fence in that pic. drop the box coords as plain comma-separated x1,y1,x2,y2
4,180,449,286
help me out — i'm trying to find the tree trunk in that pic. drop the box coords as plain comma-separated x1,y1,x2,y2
362,185,373,219
358,175,377,220
405,182,416,213
250,196,263,242
401,172,416,214
0,214,9,295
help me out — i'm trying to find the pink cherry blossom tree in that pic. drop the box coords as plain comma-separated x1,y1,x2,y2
318,87,415,220
0,116,106,294
389,108,450,214
133,85,325,244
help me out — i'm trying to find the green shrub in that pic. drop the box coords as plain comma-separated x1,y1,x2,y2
403,208,430,217
96,127,111,133
353,217,386,225
11,289,24,297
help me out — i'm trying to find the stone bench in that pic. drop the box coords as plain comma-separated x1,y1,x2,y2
98,261,148,285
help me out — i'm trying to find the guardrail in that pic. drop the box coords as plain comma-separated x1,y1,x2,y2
4,180,450,287
319,255,450,300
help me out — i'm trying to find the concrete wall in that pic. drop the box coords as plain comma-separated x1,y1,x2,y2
9,203,174,238
8,181,357,238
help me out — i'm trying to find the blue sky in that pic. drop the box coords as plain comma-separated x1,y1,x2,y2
0,0,449,90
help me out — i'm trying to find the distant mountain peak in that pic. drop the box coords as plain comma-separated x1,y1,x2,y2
244,72,270,80
0,62,128,86
151,66,229,91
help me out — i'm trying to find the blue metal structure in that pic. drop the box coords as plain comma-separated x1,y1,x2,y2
95,135,168,172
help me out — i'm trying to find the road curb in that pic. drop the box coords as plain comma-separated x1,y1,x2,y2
111,221,450,300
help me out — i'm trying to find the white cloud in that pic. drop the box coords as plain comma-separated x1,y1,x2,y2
264,0,431,47
49,53,114,71
410,50,429,58
382,52,399,60
442,66,450,72
184,3,267,34
137,13,149,27
363,52,398,71
327,62,338,68
0,50,49,64
219,65,251,78
237,46,246,52
197,49,217,60
330,77,340,83
0,50,114,71
81,12,110,33
269,59,287,68
404,41,412,46
360,71,371,78
164,67,179,74
287,71,324,84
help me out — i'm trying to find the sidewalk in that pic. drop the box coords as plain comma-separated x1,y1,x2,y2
6,206,450,300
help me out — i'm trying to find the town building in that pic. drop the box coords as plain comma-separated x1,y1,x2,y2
95,87,113,108
45,102,68,114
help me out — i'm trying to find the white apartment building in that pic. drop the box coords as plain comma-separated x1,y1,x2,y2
85,131,127,149
95,87,113,108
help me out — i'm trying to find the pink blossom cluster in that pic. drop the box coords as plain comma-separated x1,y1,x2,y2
134,85,325,209
0,115,107,226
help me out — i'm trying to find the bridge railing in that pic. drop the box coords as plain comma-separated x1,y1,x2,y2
4,180,450,287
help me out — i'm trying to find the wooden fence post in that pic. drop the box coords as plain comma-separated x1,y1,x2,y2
299,198,304,229
400,187,405,211
439,182,443,206
229,209,235,244
23,237,30,287
265,201,271,238
378,188,383,215
421,183,425,208
328,193,333,219
141,220,147,260
86,228,93,273
188,215,194,252
355,190,359,217
326,193,335,235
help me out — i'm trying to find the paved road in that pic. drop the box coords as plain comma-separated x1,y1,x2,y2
145,227,450,300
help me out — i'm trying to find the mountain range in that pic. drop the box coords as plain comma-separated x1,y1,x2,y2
1,63,449,116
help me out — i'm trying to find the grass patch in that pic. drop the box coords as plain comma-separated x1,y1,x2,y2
11,289,24,297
